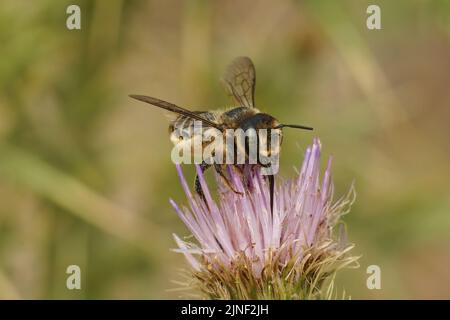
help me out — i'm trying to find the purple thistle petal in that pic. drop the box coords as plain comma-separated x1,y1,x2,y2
171,138,350,279
173,234,201,271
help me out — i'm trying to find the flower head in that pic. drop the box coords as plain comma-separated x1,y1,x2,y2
171,138,358,299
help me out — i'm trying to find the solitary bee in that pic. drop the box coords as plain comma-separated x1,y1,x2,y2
130,57,312,211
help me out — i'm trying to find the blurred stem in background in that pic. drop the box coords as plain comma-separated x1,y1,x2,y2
0,143,166,256
0,0,169,298
0,269,21,299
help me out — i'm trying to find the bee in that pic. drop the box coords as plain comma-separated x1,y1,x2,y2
130,57,313,212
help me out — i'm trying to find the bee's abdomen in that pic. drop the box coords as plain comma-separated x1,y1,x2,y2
169,112,218,144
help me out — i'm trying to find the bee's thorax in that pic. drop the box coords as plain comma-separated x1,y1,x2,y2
239,112,280,131
219,106,259,128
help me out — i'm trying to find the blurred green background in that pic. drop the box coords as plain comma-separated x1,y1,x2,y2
1,0,449,299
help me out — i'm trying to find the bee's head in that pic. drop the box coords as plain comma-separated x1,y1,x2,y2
239,113,313,159
239,113,283,160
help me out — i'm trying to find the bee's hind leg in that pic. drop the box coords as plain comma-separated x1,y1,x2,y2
214,164,244,195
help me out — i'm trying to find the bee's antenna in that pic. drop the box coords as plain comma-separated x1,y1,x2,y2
275,124,314,130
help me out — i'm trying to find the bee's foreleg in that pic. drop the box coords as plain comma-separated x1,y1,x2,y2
195,162,211,204
260,169,275,214
267,174,274,215
213,164,243,195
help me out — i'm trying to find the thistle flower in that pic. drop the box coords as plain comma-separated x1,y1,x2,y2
170,138,358,299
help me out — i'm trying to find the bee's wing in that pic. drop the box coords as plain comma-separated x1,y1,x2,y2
129,95,222,130
221,57,256,108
